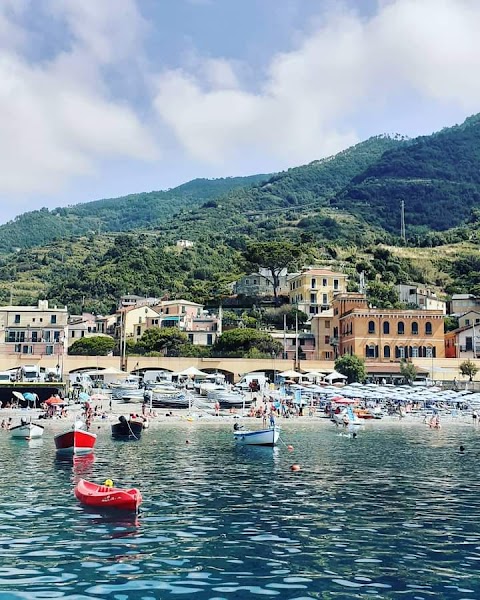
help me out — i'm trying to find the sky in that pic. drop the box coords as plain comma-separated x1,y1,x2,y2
1,0,480,223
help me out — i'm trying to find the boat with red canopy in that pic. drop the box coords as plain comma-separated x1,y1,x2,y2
74,478,142,511
55,421,96,455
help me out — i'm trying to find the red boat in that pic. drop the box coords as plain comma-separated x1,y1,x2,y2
74,478,142,511
55,421,97,455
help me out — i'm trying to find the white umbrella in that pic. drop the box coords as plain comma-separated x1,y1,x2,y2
324,370,348,382
175,366,209,377
279,369,303,378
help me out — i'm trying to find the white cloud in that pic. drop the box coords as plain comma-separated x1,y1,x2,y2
153,0,480,168
0,0,158,196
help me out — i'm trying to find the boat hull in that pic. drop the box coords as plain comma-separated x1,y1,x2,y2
74,478,142,511
55,429,97,455
111,420,143,440
234,426,280,446
10,423,44,439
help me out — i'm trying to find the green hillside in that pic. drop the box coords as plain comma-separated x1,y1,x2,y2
0,174,268,253
332,114,480,235
157,135,406,246
2,115,480,314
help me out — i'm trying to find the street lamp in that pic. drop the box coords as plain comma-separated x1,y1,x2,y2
271,351,276,386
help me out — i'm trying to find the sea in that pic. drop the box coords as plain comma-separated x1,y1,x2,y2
0,418,479,599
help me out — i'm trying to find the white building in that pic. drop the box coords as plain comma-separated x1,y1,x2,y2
397,284,446,314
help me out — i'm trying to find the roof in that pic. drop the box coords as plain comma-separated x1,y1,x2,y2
160,300,203,307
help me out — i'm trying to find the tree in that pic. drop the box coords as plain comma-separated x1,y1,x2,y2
69,336,115,356
243,241,302,303
213,328,282,357
334,354,367,383
459,359,478,382
135,327,189,357
400,360,418,385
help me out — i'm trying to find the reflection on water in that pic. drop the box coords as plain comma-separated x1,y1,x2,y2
0,421,479,598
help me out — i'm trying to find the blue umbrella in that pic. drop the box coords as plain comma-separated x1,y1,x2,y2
79,392,90,402
23,392,37,405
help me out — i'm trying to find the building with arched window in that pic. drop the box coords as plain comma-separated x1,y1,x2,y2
313,293,445,361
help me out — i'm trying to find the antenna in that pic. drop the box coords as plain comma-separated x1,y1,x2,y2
400,200,406,242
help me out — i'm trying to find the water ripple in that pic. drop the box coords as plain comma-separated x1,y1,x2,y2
0,421,479,597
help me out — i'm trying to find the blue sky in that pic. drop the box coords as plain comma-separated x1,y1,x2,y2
0,0,479,223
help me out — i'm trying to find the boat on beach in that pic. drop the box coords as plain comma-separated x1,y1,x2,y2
54,420,97,455
233,425,280,446
111,415,144,440
74,478,142,511
10,418,44,440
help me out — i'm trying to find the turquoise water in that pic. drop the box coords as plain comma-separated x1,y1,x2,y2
0,420,479,599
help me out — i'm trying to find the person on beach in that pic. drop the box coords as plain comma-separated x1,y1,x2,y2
214,401,220,417
473,409,478,425
269,412,275,428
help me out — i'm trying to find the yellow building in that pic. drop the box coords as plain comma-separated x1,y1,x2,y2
288,267,347,317
310,309,334,360
326,293,445,361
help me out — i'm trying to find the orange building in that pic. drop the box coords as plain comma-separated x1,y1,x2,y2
317,293,445,361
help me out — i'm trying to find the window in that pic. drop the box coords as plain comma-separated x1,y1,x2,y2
31,331,38,342
14,314,20,324
44,331,51,342
465,319,471,325
383,322,390,335
411,322,418,335
22,345,31,354
366,344,376,358
398,321,405,335
46,345,54,355
425,346,433,358
253,279,257,285
14,344,21,353
322,294,328,304
425,322,432,335
207,334,213,345
71,331,76,338
299,338,305,346
310,293,316,304
188,334,194,343
411,346,418,358
333,279,339,290
325,320,330,328
368,320,375,334
325,336,330,344
136,326,141,336
311,278,316,289
322,278,327,286
53,331,60,342
51,315,57,324
384,345,390,358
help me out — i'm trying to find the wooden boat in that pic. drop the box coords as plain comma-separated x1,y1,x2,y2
111,415,144,440
234,425,280,446
55,421,97,455
74,478,142,511
10,419,44,440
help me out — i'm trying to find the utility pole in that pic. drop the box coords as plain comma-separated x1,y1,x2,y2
400,200,406,242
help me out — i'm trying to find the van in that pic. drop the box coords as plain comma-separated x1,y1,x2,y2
0,371,14,383
235,372,268,392
21,365,42,383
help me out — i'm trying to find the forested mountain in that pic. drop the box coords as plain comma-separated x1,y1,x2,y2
157,135,406,247
2,114,480,313
332,114,480,236
0,174,268,253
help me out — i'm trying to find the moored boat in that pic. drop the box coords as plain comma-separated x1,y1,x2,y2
10,418,44,440
74,478,142,511
55,421,97,455
111,415,144,440
233,425,280,446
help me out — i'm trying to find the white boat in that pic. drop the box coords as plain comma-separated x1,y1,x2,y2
234,426,280,446
10,419,44,439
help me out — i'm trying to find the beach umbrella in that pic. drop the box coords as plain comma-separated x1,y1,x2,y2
23,392,38,406
12,391,25,403
175,366,209,377
279,370,303,378
45,395,64,406
324,371,348,382
78,392,90,402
